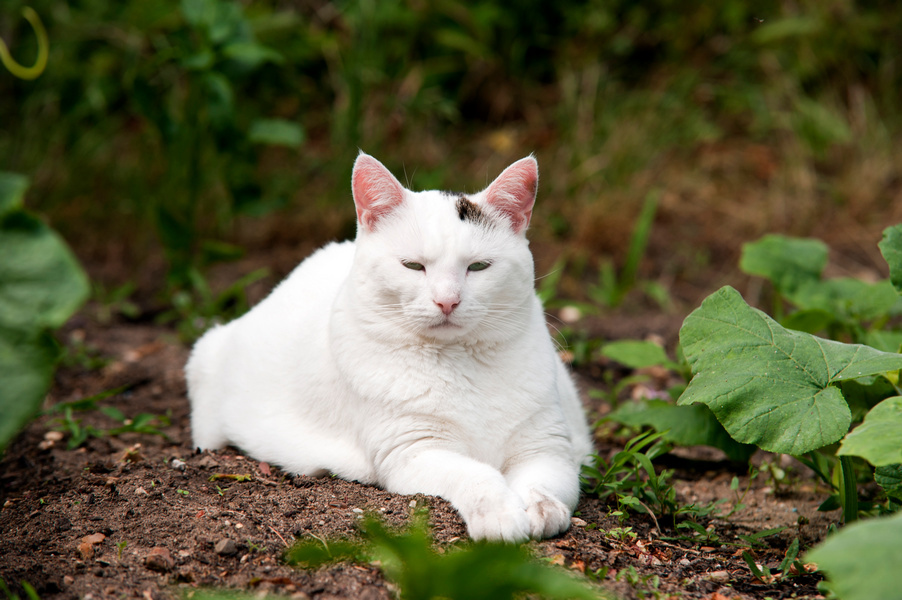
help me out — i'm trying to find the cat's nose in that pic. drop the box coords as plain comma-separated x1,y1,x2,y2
435,299,460,315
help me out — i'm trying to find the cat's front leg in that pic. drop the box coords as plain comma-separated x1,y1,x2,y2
504,455,581,539
379,447,531,542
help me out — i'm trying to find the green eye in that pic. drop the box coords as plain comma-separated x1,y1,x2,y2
468,261,491,272
403,261,425,271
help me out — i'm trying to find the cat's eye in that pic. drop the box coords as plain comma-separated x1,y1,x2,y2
467,261,491,272
402,261,425,271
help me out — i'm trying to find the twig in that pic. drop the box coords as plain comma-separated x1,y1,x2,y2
268,525,290,548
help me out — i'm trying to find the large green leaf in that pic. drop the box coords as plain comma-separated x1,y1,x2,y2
607,400,756,462
739,234,827,295
806,510,902,600
678,287,902,455
880,223,902,293
0,211,89,332
0,326,58,448
788,277,899,322
838,397,902,467
0,173,89,452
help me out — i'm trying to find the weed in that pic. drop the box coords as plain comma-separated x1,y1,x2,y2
285,512,607,600
92,282,140,324
587,191,661,309
157,267,268,342
46,386,170,450
0,578,39,600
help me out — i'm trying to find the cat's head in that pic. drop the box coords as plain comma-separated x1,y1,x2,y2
348,152,539,344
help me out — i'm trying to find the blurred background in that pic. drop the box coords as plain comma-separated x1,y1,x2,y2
2,0,902,340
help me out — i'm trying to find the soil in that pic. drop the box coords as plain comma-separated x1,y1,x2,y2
0,296,837,600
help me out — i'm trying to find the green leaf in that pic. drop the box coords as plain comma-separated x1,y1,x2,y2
221,42,284,68
788,278,899,322
248,118,305,148
879,224,902,293
0,327,57,450
607,400,756,462
678,286,902,455
0,172,28,217
287,515,606,600
0,211,89,332
600,340,670,369
806,510,902,600
862,329,902,353
838,397,902,467
739,235,827,295
875,464,902,503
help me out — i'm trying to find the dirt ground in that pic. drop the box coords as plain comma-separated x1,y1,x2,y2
0,296,838,600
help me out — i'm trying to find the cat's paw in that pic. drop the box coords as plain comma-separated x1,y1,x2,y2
520,488,572,539
460,492,531,543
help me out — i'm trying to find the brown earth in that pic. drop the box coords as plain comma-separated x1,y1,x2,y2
0,300,836,600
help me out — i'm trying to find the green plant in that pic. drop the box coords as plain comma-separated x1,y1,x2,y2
127,0,304,293
285,512,607,600
0,578,39,600
157,266,268,341
678,224,902,524
806,510,902,599
587,191,662,309
740,233,902,345
581,430,714,528
92,282,140,324
47,386,170,449
0,172,89,453
600,340,756,463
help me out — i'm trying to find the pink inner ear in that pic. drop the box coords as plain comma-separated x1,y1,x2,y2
485,157,538,234
352,154,405,231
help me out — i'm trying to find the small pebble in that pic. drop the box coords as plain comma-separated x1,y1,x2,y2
144,547,173,572
570,517,588,527
214,539,238,556
170,459,187,471
352,508,364,514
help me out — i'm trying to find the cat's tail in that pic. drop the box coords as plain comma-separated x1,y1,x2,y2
185,325,230,450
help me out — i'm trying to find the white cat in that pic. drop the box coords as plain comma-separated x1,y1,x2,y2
186,153,593,541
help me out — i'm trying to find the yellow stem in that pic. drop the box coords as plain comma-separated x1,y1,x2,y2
0,7,49,80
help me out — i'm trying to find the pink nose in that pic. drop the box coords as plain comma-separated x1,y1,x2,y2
435,299,459,315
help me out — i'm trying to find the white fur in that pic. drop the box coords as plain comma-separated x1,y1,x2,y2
186,154,593,542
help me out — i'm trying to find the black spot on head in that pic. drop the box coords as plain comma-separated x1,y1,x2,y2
455,196,491,227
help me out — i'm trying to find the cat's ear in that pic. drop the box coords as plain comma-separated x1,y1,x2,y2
485,156,538,234
352,153,406,232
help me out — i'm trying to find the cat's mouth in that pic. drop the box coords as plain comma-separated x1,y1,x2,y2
429,317,462,330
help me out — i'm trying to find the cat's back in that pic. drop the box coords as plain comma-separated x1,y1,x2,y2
187,240,354,387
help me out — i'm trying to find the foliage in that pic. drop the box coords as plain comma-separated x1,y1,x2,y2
678,285,902,456
679,225,902,524
806,510,902,600
0,172,88,452
600,339,755,462
46,386,170,449
285,513,607,600
581,431,718,527
740,233,902,343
